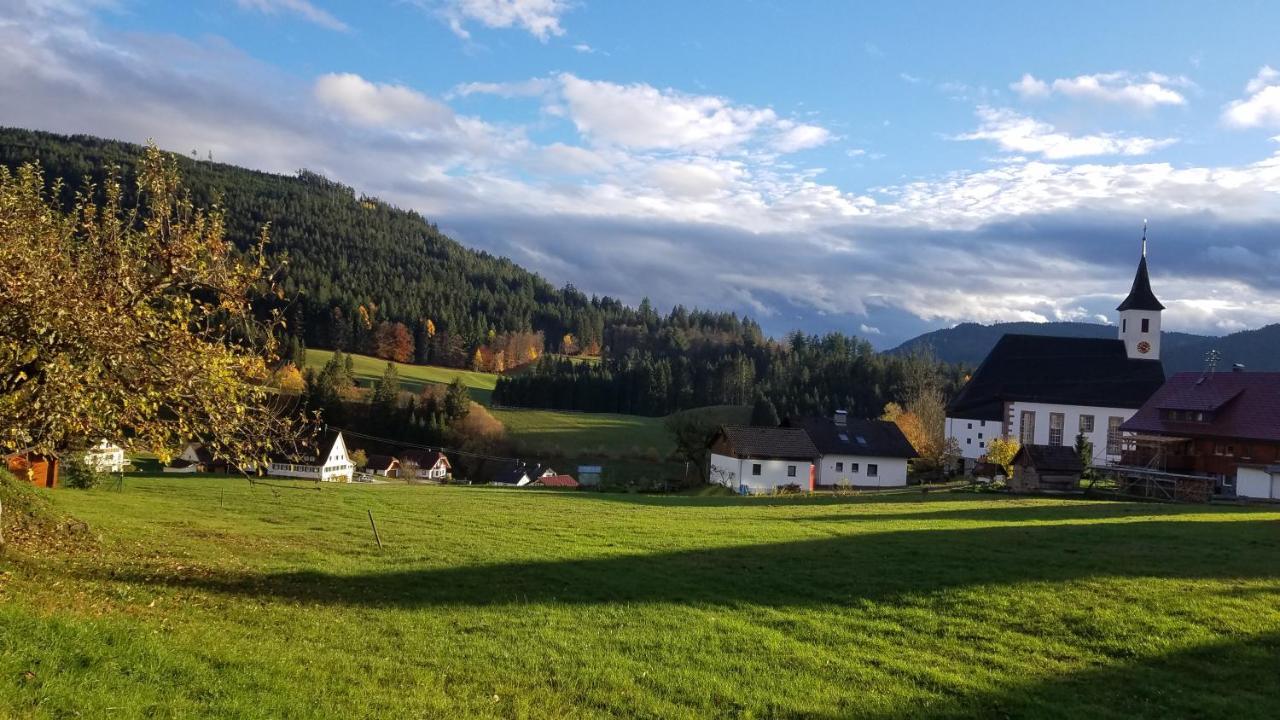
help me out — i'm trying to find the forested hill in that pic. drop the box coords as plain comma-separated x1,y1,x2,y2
0,126,629,362
891,321,1280,373
0,127,964,421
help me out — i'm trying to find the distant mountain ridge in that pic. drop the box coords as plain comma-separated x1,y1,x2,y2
891,321,1280,374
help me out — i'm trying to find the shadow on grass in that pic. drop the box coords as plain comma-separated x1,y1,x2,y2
876,630,1280,720
88,517,1280,610
795,499,1256,525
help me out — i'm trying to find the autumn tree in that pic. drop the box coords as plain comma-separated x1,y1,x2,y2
985,437,1020,477
273,364,307,394
0,145,302,466
373,321,414,364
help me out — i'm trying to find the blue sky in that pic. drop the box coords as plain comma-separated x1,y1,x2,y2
5,0,1280,346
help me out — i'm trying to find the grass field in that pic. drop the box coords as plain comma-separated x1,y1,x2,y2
3,476,1280,718
305,349,499,404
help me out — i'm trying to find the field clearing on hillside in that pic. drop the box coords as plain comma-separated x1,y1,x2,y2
305,349,498,404
3,476,1280,718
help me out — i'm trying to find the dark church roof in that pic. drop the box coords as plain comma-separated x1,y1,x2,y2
786,416,917,459
1117,255,1165,312
947,334,1166,420
713,426,819,461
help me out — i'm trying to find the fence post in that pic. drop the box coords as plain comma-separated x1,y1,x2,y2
368,509,383,550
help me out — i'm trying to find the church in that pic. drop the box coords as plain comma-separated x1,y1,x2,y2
946,240,1167,466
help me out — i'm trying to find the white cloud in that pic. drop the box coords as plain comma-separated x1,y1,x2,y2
450,78,553,98
314,73,455,130
434,0,570,41
572,43,595,54
957,107,1177,159
1011,71,1188,108
236,0,349,32
858,323,882,335
899,73,921,85
556,73,829,155
1223,66,1280,128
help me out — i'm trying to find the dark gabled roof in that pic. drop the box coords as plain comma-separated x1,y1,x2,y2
947,334,1165,419
530,464,556,478
1121,372,1280,443
1117,255,1165,311
399,449,448,467
365,454,399,471
713,425,819,461
1014,444,1083,473
493,466,531,485
788,416,918,459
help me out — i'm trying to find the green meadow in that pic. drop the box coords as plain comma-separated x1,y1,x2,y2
3,476,1279,718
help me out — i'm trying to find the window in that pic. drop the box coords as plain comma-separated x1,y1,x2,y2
1049,413,1065,446
980,421,986,427
1020,410,1036,445
1122,318,1127,332
752,463,761,476
1079,415,1095,433
1141,318,1150,333
867,464,879,477
835,461,844,472
967,438,972,445
1107,417,1123,455
979,442,985,449
851,463,859,473
967,422,973,430
978,432,984,439
787,465,797,477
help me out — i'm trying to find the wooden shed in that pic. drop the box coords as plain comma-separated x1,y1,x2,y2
6,453,60,489
1009,445,1082,493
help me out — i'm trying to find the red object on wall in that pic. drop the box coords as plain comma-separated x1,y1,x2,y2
809,464,816,492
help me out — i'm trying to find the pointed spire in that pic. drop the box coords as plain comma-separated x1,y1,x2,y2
1117,222,1165,312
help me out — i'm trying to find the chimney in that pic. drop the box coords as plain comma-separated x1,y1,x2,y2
833,409,848,427
1233,363,1246,373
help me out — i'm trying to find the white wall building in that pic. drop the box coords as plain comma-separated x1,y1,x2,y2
269,431,354,482
794,411,917,488
946,241,1167,467
1237,465,1280,501
708,426,818,495
85,440,126,473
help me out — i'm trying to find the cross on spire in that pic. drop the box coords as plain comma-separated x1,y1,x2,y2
1141,219,1148,258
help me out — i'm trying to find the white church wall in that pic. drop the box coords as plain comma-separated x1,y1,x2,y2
1007,401,1137,464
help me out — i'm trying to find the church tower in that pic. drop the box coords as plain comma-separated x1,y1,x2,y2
1117,224,1164,360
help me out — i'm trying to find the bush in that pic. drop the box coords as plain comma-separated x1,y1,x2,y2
774,483,803,495
61,455,104,489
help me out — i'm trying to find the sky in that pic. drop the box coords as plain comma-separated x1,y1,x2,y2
3,0,1280,347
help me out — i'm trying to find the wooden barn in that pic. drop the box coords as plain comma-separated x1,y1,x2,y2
1009,445,1082,492
6,452,60,489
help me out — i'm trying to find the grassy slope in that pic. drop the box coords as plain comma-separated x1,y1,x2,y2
3,478,1280,718
302,350,749,464
305,349,498,404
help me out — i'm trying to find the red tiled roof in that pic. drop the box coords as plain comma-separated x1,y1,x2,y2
535,474,579,488
1122,372,1280,443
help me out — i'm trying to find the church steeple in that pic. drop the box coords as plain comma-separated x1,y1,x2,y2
1117,222,1164,360
1117,222,1165,312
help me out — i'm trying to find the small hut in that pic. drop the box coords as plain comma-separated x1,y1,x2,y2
1010,445,1082,493
6,452,60,488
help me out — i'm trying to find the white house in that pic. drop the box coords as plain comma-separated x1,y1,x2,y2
946,242,1167,466
268,430,354,482
85,440,126,473
708,425,819,494
399,450,452,481
790,411,917,488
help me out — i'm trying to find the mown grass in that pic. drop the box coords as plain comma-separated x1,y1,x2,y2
305,349,499,404
3,476,1280,718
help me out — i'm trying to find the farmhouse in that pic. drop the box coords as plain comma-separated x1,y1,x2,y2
947,244,1166,465
787,411,917,488
85,440,126,474
268,430,355,482
1009,444,1083,493
398,450,451,480
708,425,819,494
1120,370,1280,498
365,454,400,478
163,442,216,473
